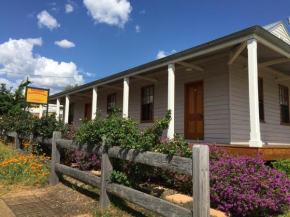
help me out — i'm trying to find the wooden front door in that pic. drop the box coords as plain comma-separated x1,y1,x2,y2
184,81,204,140
84,103,92,120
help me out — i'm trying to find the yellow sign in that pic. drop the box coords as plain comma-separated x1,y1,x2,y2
26,87,49,104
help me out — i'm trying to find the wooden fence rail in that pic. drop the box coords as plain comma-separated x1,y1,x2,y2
2,131,210,217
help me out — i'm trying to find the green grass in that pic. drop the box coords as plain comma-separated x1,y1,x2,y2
279,212,290,217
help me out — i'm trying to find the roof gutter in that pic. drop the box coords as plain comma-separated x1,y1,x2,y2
253,27,290,58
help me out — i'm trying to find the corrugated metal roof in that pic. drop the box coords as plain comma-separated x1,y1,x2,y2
49,25,290,100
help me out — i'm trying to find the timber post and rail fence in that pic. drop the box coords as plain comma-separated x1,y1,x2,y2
2,131,210,217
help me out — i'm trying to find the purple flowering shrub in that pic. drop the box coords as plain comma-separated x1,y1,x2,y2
58,124,75,140
155,137,290,216
66,129,75,140
209,148,290,216
71,151,101,171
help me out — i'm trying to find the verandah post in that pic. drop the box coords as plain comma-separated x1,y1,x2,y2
122,77,129,118
247,38,262,147
167,63,175,139
56,97,60,121
192,145,210,217
64,94,70,124
50,131,62,186
100,138,113,212
92,86,98,120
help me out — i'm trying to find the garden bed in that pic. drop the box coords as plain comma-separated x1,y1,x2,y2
0,142,50,187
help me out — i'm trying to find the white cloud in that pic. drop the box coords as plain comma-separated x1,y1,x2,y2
51,7,60,13
84,72,93,77
156,49,177,59
0,38,84,93
65,4,74,13
135,25,140,33
140,9,145,14
55,39,75,48
0,78,21,90
37,10,60,30
157,51,166,59
83,0,132,28
27,12,36,18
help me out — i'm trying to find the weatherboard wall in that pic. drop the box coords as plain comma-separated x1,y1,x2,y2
268,24,290,45
72,56,231,143
230,57,290,145
174,56,230,143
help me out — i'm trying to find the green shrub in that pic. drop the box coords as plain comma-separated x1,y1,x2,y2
74,108,171,151
0,114,68,139
154,133,192,157
109,170,131,187
74,108,141,146
73,110,104,144
273,159,290,177
112,159,155,188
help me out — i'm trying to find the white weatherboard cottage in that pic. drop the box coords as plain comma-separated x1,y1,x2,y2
49,21,290,147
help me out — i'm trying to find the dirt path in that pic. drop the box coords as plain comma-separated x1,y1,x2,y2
0,178,226,217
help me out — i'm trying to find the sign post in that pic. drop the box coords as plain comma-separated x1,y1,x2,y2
24,87,50,119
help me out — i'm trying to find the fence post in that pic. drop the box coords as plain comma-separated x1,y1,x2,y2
15,132,20,149
100,138,113,212
2,131,7,144
192,145,210,217
50,131,62,186
29,134,33,152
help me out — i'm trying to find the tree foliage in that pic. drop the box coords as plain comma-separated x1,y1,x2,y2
0,79,31,116
63,83,78,91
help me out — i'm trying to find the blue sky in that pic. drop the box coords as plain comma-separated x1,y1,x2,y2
0,0,289,93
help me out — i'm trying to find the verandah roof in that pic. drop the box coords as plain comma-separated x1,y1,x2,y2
49,25,290,102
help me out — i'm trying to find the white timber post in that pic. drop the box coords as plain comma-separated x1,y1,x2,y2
39,104,43,118
64,94,70,124
92,86,98,119
247,39,262,147
123,77,129,118
56,97,60,121
167,63,175,139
